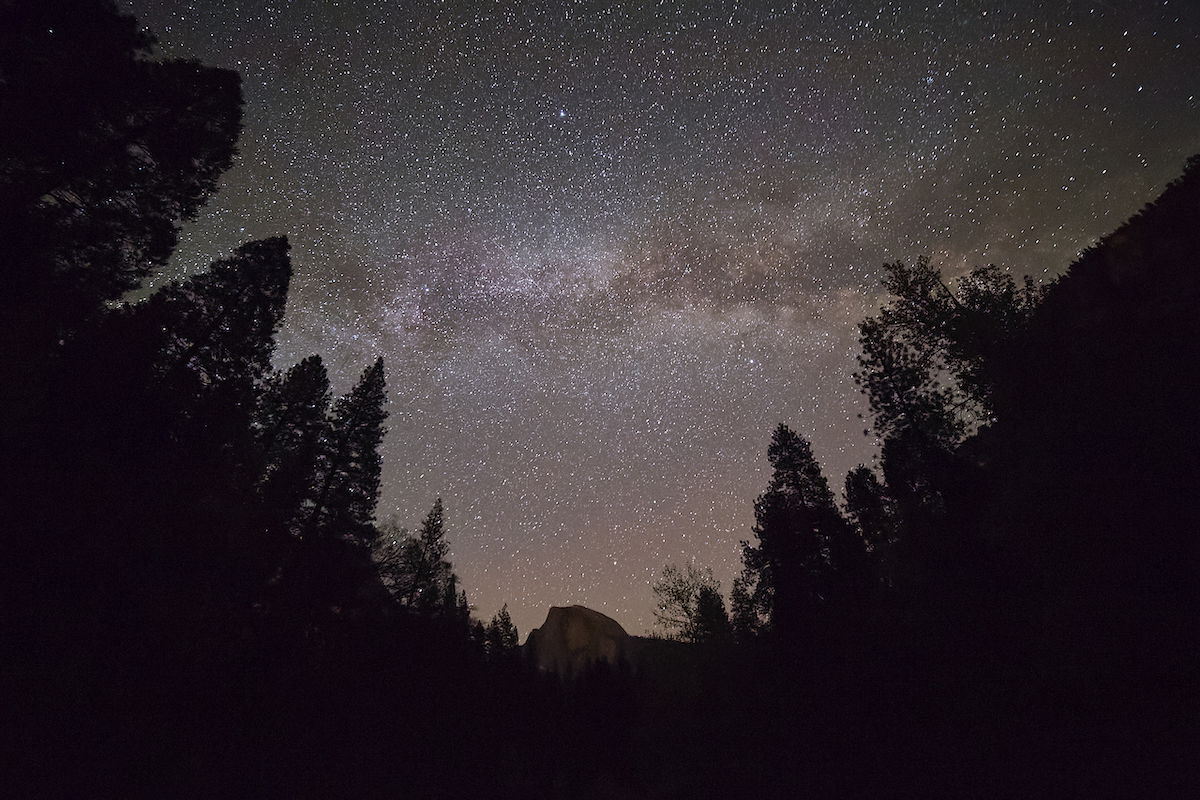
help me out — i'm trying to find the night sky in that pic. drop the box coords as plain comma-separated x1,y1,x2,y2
125,0,1199,637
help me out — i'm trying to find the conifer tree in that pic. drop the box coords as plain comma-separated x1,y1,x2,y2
690,585,733,645
402,498,453,609
741,424,851,638
17,238,295,693
103,238,291,481
306,357,388,544
166,238,288,371
372,516,412,599
254,355,331,531
486,604,520,656
276,360,389,642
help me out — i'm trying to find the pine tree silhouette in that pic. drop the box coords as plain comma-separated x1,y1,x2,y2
486,604,520,656
690,585,733,645
404,498,454,610
306,357,388,545
741,424,852,639
254,355,332,533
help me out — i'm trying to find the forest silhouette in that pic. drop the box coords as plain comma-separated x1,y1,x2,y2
2,2,1197,797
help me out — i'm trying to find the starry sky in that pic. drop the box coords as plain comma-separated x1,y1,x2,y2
125,0,1199,637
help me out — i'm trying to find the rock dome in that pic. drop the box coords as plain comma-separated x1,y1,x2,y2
524,605,634,676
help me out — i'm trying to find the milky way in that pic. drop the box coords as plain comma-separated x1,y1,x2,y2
126,0,1200,635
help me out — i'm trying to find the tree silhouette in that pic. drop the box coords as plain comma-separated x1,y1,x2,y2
690,585,733,645
305,357,388,545
126,237,289,385
80,237,293,505
855,259,1043,445
728,574,761,641
7,2,1198,791
441,573,472,630
843,465,895,586
44,237,292,567
371,497,474,627
402,498,455,610
373,516,413,598
978,153,1200,744
651,563,725,642
741,424,852,639
0,0,241,366
486,604,520,656
1,5,570,796
254,355,332,533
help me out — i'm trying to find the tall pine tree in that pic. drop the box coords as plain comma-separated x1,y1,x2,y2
305,357,388,545
486,604,520,657
254,355,332,533
404,498,454,611
741,424,854,639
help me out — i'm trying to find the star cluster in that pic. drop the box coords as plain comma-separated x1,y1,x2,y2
127,0,1200,635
